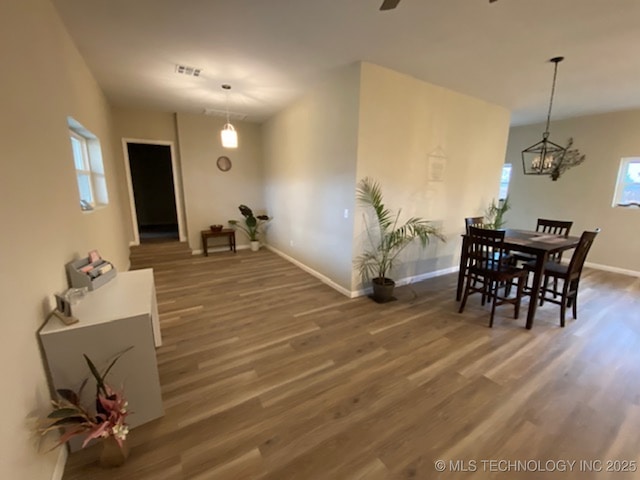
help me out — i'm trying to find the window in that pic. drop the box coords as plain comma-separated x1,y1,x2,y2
499,163,512,200
68,117,108,211
612,157,640,208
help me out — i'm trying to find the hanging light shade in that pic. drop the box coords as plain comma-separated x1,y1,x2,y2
522,57,567,180
221,123,238,148
220,84,238,149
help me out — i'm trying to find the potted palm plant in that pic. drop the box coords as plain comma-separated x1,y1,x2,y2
355,177,445,302
228,204,271,251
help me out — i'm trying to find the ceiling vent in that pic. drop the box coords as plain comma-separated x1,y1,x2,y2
203,108,247,121
175,64,202,77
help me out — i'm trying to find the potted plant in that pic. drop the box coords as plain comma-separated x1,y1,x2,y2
355,177,445,302
40,349,131,467
484,196,510,230
228,204,271,251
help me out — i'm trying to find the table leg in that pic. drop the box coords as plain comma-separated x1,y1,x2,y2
201,233,208,257
456,236,469,301
231,232,236,253
525,251,548,329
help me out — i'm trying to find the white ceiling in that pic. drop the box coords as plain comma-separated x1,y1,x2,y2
51,0,640,126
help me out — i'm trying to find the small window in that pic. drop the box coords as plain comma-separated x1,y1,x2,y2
612,157,640,208
499,163,512,200
68,117,108,211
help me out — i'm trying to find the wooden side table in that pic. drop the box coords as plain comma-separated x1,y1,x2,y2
201,228,236,256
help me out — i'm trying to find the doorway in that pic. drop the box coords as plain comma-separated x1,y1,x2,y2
123,140,186,244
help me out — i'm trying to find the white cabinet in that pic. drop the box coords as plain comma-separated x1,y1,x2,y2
39,269,164,451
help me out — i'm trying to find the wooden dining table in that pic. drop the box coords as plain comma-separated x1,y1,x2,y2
456,228,581,329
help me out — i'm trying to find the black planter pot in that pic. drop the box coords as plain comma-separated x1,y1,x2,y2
371,277,396,303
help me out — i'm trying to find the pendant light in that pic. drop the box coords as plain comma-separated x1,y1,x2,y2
220,84,238,149
521,57,567,180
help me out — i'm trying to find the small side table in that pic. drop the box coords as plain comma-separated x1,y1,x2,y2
201,229,236,256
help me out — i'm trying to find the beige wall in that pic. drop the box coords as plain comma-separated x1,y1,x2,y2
176,113,264,251
0,1,130,478
505,110,640,274
262,63,361,291
110,108,182,244
353,63,511,290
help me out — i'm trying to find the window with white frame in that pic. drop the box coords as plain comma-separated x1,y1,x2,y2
499,163,512,200
612,157,640,208
68,117,108,211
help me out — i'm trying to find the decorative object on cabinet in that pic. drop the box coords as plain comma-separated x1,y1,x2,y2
66,251,116,291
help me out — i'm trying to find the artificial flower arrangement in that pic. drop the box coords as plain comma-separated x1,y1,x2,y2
41,350,131,451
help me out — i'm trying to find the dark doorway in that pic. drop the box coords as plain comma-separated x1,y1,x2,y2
127,143,179,242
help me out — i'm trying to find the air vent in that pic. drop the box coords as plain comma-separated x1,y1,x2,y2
175,64,202,77
203,108,247,121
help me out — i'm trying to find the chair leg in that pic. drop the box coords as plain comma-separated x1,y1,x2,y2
514,276,524,319
539,275,549,306
459,276,472,314
559,280,571,328
571,279,579,319
489,280,498,328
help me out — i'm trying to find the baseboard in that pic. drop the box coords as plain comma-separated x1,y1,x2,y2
267,245,459,298
266,245,352,297
350,266,459,298
584,261,640,278
52,446,67,480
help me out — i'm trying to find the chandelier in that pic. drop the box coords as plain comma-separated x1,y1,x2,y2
521,57,583,181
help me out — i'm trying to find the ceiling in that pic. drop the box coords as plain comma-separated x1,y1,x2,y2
51,0,640,126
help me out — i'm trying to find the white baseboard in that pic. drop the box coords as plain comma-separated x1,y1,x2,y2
266,245,353,297
52,446,67,480
350,266,459,298
585,261,640,278
267,245,459,299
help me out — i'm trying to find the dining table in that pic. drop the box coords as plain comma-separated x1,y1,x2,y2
456,228,581,329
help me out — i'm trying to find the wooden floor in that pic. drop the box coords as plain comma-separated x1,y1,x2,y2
64,242,640,479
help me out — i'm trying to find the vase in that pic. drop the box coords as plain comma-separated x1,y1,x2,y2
99,436,129,468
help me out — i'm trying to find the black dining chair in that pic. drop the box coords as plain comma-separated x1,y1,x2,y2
523,229,599,327
512,218,573,264
459,227,528,327
464,216,485,234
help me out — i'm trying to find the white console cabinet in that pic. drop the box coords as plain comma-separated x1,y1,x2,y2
39,269,164,451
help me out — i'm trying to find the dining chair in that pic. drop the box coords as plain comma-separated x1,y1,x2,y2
458,227,528,327
523,229,599,327
512,218,574,265
464,216,485,234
